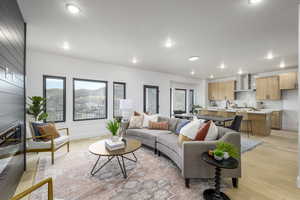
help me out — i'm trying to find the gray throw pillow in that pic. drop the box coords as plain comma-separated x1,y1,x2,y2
158,116,169,122
168,118,179,132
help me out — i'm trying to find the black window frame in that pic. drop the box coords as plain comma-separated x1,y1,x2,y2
174,88,187,113
43,75,66,123
189,89,194,113
143,85,159,114
73,78,108,121
113,82,126,118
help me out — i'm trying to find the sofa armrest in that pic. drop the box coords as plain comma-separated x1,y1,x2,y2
181,131,241,179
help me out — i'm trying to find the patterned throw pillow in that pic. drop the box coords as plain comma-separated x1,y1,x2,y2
148,121,169,130
37,123,60,141
128,116,144,129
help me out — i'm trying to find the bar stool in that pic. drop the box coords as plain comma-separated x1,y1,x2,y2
236,111,253,137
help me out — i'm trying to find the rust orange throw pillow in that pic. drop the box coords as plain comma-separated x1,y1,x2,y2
38,123,60,141
149,121,169,130
194,121,211,141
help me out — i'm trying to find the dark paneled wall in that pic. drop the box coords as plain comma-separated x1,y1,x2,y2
0,0,26,199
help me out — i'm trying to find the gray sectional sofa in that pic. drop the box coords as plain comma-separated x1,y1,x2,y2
124,116,241,188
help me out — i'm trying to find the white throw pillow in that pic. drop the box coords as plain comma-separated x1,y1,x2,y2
180,119,204,140
205,121,219,141
143,114,158,128
128,116,144,129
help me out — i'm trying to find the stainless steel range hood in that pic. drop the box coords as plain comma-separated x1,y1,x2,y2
235,74,255,92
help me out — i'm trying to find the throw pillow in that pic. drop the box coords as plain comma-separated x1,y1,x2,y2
37,123,60,141
179,119,204,140
168,118,179,132
128,116,144,129
157,116,179,132
134,111,142,116
178,134,192,145
149,121,169,130
143,114,158,128
31,122,48,138
194,121,211,141
175,119,190,135
204,121,219,141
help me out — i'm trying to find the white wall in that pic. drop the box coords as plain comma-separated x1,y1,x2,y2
26,50,203,140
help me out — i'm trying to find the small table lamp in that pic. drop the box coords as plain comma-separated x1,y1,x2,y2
120,99,133,122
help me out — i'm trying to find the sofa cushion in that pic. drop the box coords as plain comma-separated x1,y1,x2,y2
157,116,179,132
179,119,203,140
157,133,181,155
149,121,169,130
128,116,144,129
195,121,211,141
175,119,190,135
143,114,158,127
126,128,172,140
205,121,219,141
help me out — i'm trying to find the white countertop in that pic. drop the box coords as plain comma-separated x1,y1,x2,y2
200,107,282,114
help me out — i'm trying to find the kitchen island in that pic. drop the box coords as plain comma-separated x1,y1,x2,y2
198,108,278,136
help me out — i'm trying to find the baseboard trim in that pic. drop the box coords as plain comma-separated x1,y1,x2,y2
297,176,300,188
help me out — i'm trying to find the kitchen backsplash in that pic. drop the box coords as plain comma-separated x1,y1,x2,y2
213,91,283,109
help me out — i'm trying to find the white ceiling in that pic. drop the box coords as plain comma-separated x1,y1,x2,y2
18,0,298,79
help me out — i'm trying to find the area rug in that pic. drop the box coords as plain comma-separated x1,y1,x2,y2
241,137,263,153
30,148,230,200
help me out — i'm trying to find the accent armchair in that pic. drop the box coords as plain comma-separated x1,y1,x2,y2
26,123,70,164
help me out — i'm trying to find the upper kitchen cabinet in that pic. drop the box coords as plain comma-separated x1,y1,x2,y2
256,76,281,100
279,72,298,90
208,80,235,101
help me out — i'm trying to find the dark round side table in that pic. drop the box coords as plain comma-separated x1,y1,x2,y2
201,152,239,200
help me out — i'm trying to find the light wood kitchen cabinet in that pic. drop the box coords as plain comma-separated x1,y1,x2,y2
271,111,282,129
208,80,235,100
256,76,281,100
279,72,298,90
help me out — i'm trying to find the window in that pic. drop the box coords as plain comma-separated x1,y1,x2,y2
189,89,194,113
113,82,126,117
174,89,186,113
43,75,66,122
143,85,159,114
73,78,107,121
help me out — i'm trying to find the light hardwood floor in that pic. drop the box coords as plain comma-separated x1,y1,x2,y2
15,130,300,200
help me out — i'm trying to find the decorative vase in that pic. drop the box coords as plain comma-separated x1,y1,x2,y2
223,152,230,159
214,155,223,161
111,135,120,142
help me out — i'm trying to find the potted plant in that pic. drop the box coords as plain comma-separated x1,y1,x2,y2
215,141,239,159
213,149,224,161
26,96,48,122
106,119,120,142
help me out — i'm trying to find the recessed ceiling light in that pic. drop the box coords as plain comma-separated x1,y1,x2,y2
188,56,199,62
238,69,243,75
131,57,138,64
62,41,70,50
66,3,80,14
190,71,195,75
249,0,262,5
209,75,214,79
265,52,274,60
279,61,286,68
219,63,226,69
164,38,174,48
